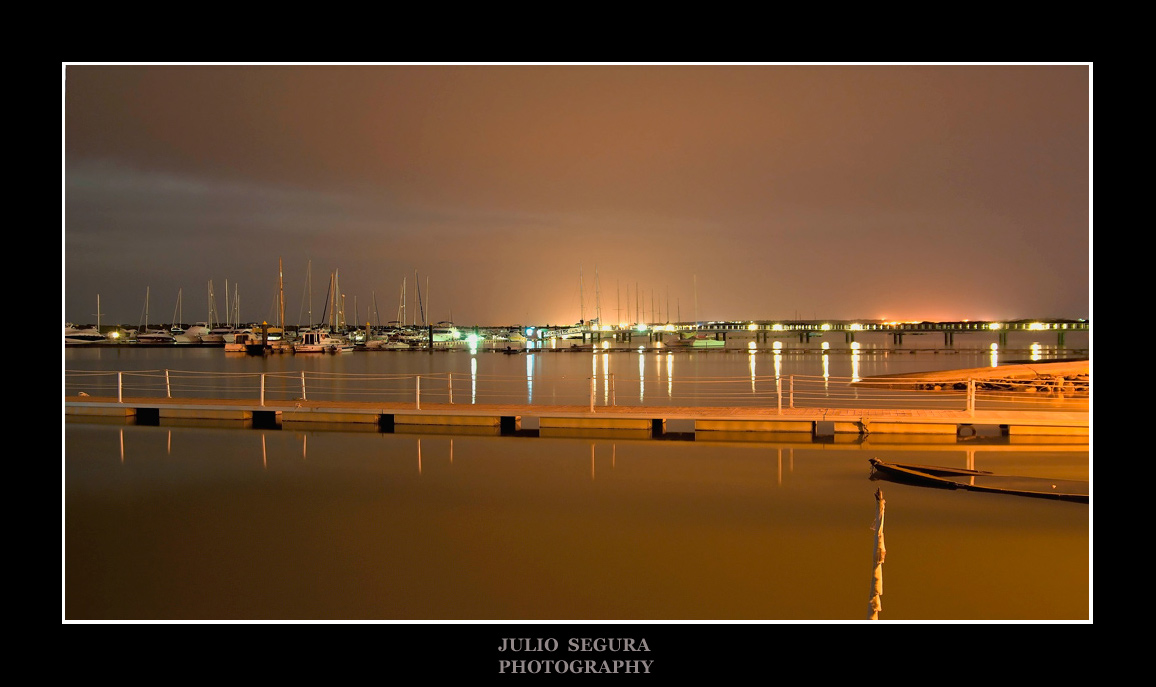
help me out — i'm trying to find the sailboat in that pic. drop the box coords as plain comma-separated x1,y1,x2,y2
244,259,290,355
197,281,228,346
136,287,175,344
65,296,105,344
169,288,202,344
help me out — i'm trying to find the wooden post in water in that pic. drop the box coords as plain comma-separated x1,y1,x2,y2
868,488,886,620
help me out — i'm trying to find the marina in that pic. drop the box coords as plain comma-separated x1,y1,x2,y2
63,64,1091,626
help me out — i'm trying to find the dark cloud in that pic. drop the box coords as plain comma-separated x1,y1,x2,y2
64,64,1090,326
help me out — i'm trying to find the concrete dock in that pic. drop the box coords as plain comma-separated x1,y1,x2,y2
64,395,1089,439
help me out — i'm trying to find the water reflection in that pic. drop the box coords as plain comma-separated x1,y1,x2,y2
749,346,757,393
666,353,673,399
638,352,645,403
850,342,861,384
471,357,478,405
66,424,1089,621
990,343,999,368
822,342,830,392
603,352,610,406
526,353,534,405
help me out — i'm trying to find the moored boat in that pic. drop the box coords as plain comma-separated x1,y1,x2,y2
868,458,1088,503
223,329,255,352
136,328,176,345
294,329,353,353
65,324,105,345
663,333,726,349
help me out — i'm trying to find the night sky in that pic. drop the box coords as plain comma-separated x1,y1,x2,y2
63,64,1090,328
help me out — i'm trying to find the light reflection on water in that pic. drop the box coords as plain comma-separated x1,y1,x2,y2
65,423,1089,621
65,346,1088,409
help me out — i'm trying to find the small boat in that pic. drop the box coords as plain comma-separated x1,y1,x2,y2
868,458,1089,503
295,329,353,354
136,328,176,345
223,329,255,353
65,324,105,345
663,333,725,349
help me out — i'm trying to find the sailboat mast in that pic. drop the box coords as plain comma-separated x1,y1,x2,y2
278,258,285,330
398,277,405,326
329,272,336,329
579,267,585,325
420,270,430,326
595,265,601,326
617,280,621,327
694,274,699,325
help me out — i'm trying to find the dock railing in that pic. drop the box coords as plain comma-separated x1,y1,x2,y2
64,369,1089,414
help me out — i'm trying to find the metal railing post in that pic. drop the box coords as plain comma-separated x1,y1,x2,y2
117,372,123,403
967,378,975,416
790,375,795,409
448,372,453,405
165,369,171,398
416,375,422,410
611,373,616,406
260,373,266,407
777,378,782,414
590,376,595,412
301,371,307,401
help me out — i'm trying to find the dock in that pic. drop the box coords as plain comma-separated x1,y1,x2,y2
64,395,1089,440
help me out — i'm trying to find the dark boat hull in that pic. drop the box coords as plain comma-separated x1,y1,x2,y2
868,459,1088,503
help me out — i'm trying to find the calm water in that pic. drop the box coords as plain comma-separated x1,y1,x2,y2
63,344,1091,621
